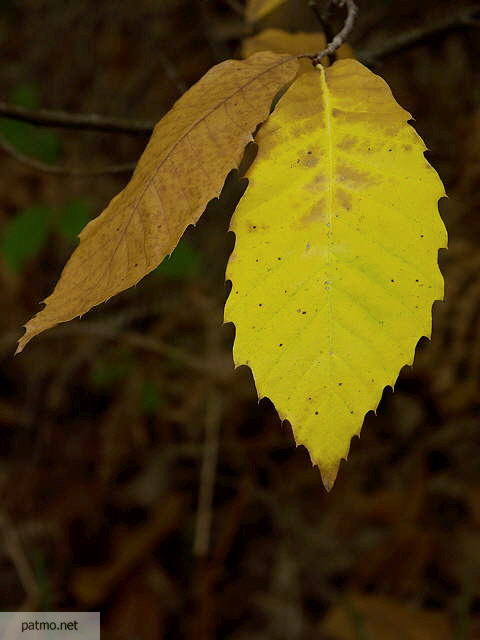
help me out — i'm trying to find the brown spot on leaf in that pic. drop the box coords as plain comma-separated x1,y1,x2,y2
305,173,326,191
337,164,379,189
301,199,327,224
297,150,318,168
384,127,401,136
337,136,357,151
335,188,352,210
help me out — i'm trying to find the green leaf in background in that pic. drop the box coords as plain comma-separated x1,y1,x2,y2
89,352,134,390
139,378,163,415
1,205,53,271
56,199,93,241
11,85,38,108
156,239,203,279
0,84,61,163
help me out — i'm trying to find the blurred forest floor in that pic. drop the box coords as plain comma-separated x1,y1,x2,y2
1,1,480,638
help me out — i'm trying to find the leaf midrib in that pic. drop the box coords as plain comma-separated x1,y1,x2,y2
319,65,335,408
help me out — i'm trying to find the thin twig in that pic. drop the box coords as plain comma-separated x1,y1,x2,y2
306,0,358,65
0,135,136,177
0,101,154,135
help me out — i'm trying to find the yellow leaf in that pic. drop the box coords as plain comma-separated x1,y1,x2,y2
245,0,287,23
241,29,354,72
224,59,447,489
17,52,298,353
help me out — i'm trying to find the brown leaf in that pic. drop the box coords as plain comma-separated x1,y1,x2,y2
17,52,298,353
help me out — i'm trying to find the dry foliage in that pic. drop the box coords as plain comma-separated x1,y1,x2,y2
17,52,298,352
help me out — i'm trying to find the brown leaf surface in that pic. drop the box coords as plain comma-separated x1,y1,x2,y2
17,52,298,353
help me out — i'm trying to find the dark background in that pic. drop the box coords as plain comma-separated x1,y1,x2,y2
1,1,480,638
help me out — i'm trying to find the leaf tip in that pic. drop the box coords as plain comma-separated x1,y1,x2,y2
16,326,32,354
16,310,50,354
319,461,340,492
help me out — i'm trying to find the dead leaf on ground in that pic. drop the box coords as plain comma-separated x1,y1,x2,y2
322,593,452,640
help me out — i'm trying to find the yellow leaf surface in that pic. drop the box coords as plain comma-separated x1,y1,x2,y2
241,29,353,71
224,59,447,489
17,52,299,353
245,0,287,23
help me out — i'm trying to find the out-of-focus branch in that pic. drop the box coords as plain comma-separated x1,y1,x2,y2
0,135,136,177
50,322,233,384
0,101,154,135
223,0,244,18
308,0,335,45
0,513,40,610
358,5,480,65
1,3,477,147
194,389,222,557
